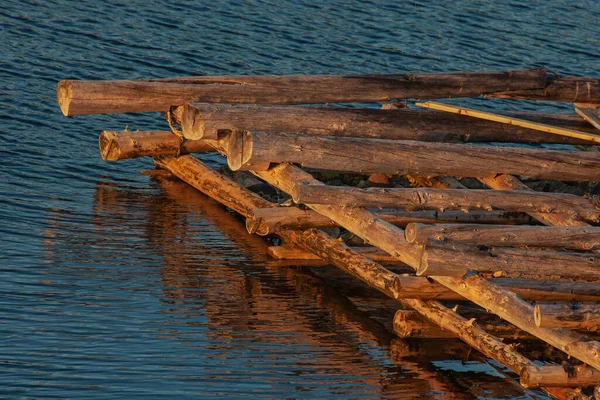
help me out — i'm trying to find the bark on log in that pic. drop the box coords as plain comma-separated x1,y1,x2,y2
57,70,546,116
576,107,600,131
489,76,600,104
179,102,596,144
292,185,600,221
521,365,600,388
227,130,600,182
535,303,600,331
405,223,600,250
417,240,600,279
268,245,405,265
393,309,532,340
247,207,536,235
251,163,600,370
99,130,213,161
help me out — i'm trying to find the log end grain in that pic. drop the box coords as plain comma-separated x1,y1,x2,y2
57,80,74,116
534,304,542,327
181,103,207,140
226,130,271,171
98,130,121,161
404,222,418,243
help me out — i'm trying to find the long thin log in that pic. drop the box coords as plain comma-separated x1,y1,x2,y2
227,130,600,182
417,240,600,279
417,101,600,144
99,130,213,161
251,163,600,370
179,102,596,144
292,185,600,221
489,76,600,104
268,245,405,266
405,223,600,250
57,70,546,116
247,207,536,235
535,303,600,331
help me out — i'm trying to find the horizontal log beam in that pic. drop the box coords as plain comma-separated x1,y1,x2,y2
292,185,600,221
489,76,600,104
268,245,406,266
535,303,600,331
179,102,596,144
405,223,600,250
521,365,600,388
227,130,600,182
247,207,536,235
417,240,600,279
99,130,213,161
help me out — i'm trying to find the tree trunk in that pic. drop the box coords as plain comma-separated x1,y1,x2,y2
226,130,600,182
405,223,600,250
489,76,600,104
535,302,600,331
179,102,595,144
99,130,213,161
418,240,600,279
292,185,600,221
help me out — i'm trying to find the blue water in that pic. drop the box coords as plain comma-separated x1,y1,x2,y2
2,0,600,398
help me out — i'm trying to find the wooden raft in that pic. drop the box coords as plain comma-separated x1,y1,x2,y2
59,69,600,399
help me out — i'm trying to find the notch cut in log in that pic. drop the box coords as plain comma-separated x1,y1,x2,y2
179,102,597,144
417,240,600,279
405,223,600,250
226,130,600,182
488,76,600,104
535,303,600,331
292,185,600,221
576,107,600,131
247,207,536,235
99,130,213,161
57,69,547,116
417,101,600,144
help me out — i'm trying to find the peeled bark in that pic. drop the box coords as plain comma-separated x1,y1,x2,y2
489,76,600,104
292,185,600,221
99,130,213,161
226,130,600,182
405,223,600,250
179,102,595,144
417,240,600,279
535,303,600,331
521,365,600,388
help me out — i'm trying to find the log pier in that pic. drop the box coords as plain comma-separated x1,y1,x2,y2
59,68,600,398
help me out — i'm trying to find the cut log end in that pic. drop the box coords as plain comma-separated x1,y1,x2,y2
181,103,206,140
404,222,418,243
226,130,270,171
57,80,73,116
98,130,121,161
534,304,543,327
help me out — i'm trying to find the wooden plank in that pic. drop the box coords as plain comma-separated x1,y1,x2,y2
417,101,600,144
576,107,600,131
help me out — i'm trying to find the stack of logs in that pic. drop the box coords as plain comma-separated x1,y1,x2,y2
58,69,600,399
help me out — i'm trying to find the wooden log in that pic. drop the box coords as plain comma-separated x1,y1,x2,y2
405,223,600,250
393,309,533,340
251,163,600,370
417,101,600,144
57,70,546,116
98,130,213,161
576,107,600,131
247,207,536,235
521,365,600,389
227,130,600,182
535,303,600,331
179,102,596,144
292,185,600,221
417,240,600,279
268,245,405,266
489,76,600,104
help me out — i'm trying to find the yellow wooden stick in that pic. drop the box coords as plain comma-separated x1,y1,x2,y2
416,101,600,144
575,107,600,131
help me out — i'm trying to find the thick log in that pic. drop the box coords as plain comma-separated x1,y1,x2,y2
405,223,600,250
292,185,600,221
180,102,596,144
57,70,546,116
521,365,600,389
98,130,213,161
393,309,533,340
489,76,600,104
227,130,600,182
535,303,600,331
247,207,536,235
251,163,600,370
417,240,600,279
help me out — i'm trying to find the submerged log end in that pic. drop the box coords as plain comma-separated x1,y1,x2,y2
98,130,121,161
57,80,74,116
226,130,270,171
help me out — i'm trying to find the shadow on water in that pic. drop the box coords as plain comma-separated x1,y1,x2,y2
38,171,545,399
